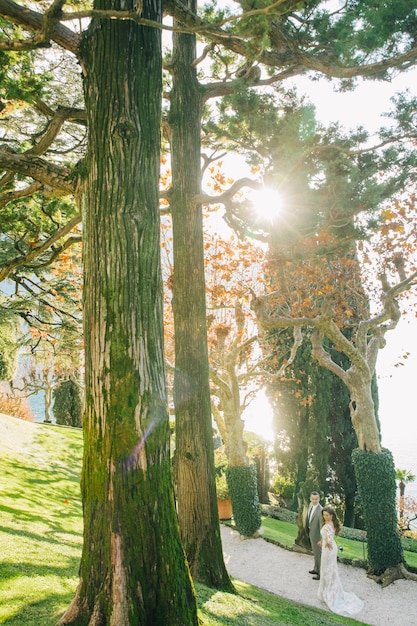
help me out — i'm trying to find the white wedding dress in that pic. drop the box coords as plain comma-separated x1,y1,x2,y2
318,523,364,617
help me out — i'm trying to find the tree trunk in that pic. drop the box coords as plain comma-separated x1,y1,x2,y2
44,383,53,423
169,5,234,592
348,372,381,452
344,373,404,574
58,5,198,625
221,396,247,467
294,406,309,509
343,491,356,528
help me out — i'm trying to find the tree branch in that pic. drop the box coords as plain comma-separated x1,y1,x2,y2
209,366,232,400
202,67,305,102
0,150,74,195
0,181,42,208
166,0,417,80
195,177,262,206
25,234,82,270
12,275,81,322
28,106,87,157
310,328,349,381
0,213,81,282
0,0,80,55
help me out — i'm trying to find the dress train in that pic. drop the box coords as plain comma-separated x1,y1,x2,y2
318,523,364,617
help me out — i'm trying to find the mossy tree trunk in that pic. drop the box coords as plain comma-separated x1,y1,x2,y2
169,4,234,591
58,4,198,625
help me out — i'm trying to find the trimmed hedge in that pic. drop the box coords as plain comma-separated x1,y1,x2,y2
262,504,417,552
227,464,262,537
261,504,297,525
339,526,367,543
353,447,404,574
401,537,417,554
262,502,417,556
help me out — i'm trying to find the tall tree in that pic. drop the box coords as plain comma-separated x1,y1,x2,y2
266,329,365,528
0,318,17,381
168,0,233,590
0,1,198,623
53,378,82,427
67,3,198,622
396,468,416,520
252,201,417,583
3,0,417,599
204,87,384,533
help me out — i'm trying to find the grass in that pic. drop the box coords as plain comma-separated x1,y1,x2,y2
196,580,365,625
0,413,371,625
260,515,417,570
0,414,84,625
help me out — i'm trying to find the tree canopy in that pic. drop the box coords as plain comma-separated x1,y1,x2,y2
2,0,417,606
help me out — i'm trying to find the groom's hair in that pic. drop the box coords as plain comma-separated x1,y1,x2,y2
310,491,320,496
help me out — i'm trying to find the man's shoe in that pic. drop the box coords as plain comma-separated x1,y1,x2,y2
309,570,318,575
312,575,320,580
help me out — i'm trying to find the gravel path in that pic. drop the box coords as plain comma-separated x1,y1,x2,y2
220,526,417,626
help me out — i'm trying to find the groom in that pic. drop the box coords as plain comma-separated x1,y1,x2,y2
305,491,322,580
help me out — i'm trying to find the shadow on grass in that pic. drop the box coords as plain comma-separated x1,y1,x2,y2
1,588,77,626
1,457,82,515
4,456,81,492
0,496,82,535
0,555,80,584
195,582,365,626
0,520,82,547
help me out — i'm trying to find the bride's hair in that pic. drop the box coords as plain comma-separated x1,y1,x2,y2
322,506,341,535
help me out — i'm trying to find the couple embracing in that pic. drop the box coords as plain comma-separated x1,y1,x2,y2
305,491,364,617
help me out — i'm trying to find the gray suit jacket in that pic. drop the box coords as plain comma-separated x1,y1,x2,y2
307,504,323,544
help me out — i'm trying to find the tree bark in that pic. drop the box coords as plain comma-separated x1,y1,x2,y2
216,391,247,467
169,2,234,591
59,3,198,624
44,381,53,423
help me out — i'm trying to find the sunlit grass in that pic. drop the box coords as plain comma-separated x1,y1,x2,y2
197,580,366,625
0,413,369,625
0,415,83,625
260,514,417,570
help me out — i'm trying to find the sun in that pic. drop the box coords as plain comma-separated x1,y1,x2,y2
250,187,284,223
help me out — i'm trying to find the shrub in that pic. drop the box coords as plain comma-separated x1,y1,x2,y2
261,504,298,524
401,536,417,554
216,471,230,500
0,392,34,421
271,475,296,502
339,526,367,542
227,464,262,537
53,379,82,428
353,447,403,574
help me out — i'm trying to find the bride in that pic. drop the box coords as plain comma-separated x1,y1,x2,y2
317,506,364,617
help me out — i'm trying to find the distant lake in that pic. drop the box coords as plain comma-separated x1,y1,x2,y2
378,317,417,503
381,435,417,499
29,392,55,424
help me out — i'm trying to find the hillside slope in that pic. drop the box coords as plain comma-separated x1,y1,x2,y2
0,414,366,626
0,414,83,625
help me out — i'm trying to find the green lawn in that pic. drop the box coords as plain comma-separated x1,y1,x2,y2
0,413,372,625
260,515,417,570
0,415,84,625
